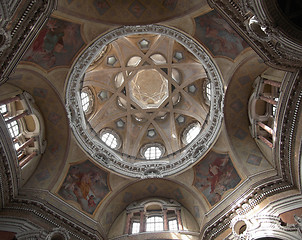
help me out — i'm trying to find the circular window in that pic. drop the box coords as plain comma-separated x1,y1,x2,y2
182,122,202,145
81,87,94,114
100,129,121,150
66,25,224,178
141,143,165,160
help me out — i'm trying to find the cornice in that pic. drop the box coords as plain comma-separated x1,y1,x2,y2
0,0,57,84
201,178,293,239
207,0,302,70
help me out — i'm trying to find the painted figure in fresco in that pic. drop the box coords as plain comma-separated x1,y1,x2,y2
208,155,229,193
58,161,110,214
194,11,248,59
23,17,83,69
194,152,241,205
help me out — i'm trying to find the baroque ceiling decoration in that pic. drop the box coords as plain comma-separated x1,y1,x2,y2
66,25,224,178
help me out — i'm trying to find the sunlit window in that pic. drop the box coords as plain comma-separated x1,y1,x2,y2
100,129,121,150
168,219,178,231
81,92,90,112
131,222,140,234
81,87,94,114
7,120,20,138
101,132,118,149
206,81,211,100
142,144,165,160
0,104,7,114
146,216,163,232
14,141,21,150
183,122,201,145
272,97,279,116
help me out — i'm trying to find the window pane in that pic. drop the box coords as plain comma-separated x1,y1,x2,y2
0,104,7,114
7,120,20,138
146,216,163,232
101,132,118,149
144,146,162,159
168,219,178,231
185,122,201,144
206,82,211,99
132,222,140,234
81,92,90,112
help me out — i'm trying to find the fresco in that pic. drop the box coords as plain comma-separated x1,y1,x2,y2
193,151,241,205
194,11,249,59
23,17,84,70
58,160,110,214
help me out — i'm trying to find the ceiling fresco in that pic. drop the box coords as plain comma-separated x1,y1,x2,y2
3,3,285,238
58,0,206,25
194,11,249,59
22,17,85,70
58,160,110,215
193,150,241,206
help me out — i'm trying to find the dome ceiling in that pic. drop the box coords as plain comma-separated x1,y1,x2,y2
57,0,206,25
65,25,224,178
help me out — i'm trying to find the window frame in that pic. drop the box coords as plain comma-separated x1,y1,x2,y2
146,215,164,232
182,121,202,145
140,143,165,160
100,128,122,150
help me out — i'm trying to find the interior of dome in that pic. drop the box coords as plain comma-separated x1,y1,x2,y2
0,0,302,240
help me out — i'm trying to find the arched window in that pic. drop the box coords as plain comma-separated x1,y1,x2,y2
100,129,121,150
146,216,164,232
81,87,94,114
81,92,90,112
125,199,184,235
141,143,165,160
182,122,201,145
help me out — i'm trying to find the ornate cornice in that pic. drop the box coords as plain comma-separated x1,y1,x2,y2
65,24,224,178
207,0,302,70
201,178,293,239
276,71,301,184
200,69,301,239
0,0,57,84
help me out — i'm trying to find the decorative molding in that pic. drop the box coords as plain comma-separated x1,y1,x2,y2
201,179,293,239
65,24,224,178
0,0,57,84
207,0,302,70
229,214,301,240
